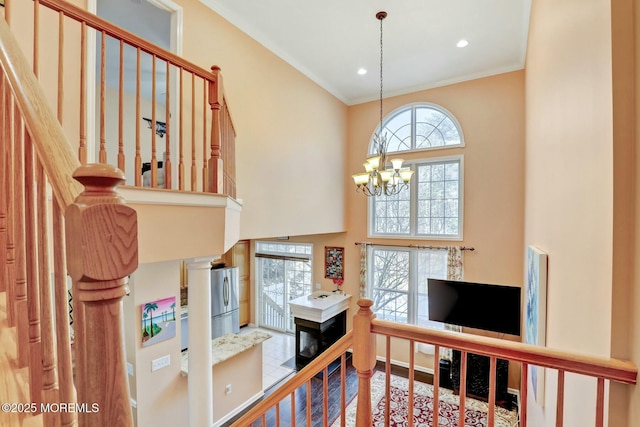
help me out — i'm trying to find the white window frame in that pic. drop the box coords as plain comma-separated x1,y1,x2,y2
368,155,464,241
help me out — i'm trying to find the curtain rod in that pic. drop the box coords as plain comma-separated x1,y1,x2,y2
354,242,475,251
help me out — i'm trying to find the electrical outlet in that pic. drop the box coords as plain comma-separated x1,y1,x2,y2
151,355,170,372
315,283,321,289
127,362,134,376
225,384,232,395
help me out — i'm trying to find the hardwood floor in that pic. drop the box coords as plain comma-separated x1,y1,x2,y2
0,292,43,427
223,356,435,427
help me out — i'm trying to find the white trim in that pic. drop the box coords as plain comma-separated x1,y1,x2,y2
375,355,434,376
212,391,264,427
86,0,97,163
118,187,243,210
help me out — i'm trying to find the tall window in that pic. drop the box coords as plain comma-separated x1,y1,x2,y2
369,247,447,329
370,103,464,240
256,242,312,333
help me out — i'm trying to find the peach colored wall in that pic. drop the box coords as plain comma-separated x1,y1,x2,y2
125,261,189,427
176,0,348,240
525,0,617,425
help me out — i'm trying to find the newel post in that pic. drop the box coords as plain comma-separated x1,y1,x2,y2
208,65,223,194
353,299,377,427
65,164,138,427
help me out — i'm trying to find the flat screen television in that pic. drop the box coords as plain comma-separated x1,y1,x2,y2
427,279,521,336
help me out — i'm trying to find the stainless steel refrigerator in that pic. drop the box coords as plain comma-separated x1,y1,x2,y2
210,266,240,339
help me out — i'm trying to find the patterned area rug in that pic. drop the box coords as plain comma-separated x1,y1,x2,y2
332,371,519,427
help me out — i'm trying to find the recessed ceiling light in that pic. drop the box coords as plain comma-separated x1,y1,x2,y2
357,68,367,75
456,39,469,48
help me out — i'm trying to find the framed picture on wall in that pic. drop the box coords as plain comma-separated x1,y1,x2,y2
324,246,344,280
524,245,548,405
141,296,177,347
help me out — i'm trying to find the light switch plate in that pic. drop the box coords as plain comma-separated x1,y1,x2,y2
151,355,170,371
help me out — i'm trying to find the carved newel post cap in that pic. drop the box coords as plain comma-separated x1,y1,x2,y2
72,163,126,191
357,299,374,310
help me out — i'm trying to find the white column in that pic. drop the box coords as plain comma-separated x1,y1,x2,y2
187,257,215,427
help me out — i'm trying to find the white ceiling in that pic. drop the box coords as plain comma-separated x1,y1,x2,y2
200,0,532,105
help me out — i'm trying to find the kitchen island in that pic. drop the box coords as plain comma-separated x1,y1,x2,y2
180,330,271,426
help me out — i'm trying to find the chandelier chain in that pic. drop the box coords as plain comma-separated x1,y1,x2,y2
379,14,384,135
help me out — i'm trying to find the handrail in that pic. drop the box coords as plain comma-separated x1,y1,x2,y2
371,319,637,384
0,16,82,209
37,0,215,82
230,329,354,426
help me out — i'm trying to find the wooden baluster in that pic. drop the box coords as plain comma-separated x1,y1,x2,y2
4,0,10,25
65,164,138,427
208,66,223,194
33,0,39,76
385,336,391,427
14,110,29,368
99,31,107,163
433,345,440,427
191,73,196,191
520,362,528,427
37,162,60,427
458,351,467,427
164,61,172,189
53,202,76,427
202,78,208,191
1,75,8,298
408,340,415,427
353,299,376,427
262,413,266,427
290,391,296,427
151,54,158,187
118,39,125,172
340,353,346,427
134,48,141,186
488,356,497,427
24,132,43,408
5,88,16,329
79,22,87,164
306,379,312,427
57,11,64,123
556,370,565,427
595,377,605,427
323,366,329,426
179,67,184,190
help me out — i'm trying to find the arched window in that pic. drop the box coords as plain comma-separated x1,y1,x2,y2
369,103,464,240
369,103,463,155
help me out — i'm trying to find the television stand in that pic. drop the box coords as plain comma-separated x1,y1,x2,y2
450,350,510,405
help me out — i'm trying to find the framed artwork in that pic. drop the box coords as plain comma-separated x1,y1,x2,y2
141,296,177,347
324,246,344,280
524,245,548,405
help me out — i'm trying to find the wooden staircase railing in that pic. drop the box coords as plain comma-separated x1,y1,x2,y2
232,300,638,427
231,330,355,427
0,8,137,427
3,0,236,196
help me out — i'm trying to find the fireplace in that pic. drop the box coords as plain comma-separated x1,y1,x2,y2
295,311,346,369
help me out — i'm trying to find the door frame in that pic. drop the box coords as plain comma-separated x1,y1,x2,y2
86,0,183,171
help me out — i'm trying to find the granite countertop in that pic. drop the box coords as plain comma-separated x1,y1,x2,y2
181,330,271,375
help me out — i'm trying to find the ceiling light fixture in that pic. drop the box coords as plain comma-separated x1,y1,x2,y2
456,39,469,48
142,117,167,138
352,11,413,197
357,68,367,75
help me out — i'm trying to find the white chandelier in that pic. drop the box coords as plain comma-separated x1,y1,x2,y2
352,11,413,197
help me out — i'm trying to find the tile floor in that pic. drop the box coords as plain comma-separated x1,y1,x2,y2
239,326,296,390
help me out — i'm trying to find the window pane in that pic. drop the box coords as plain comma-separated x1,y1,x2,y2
371,249,410,322
415,106,461,148
372,185,411,235
416,159,461,237
415,250,447,328
378,109,412,153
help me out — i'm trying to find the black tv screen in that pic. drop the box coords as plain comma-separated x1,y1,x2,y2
427,279,521,336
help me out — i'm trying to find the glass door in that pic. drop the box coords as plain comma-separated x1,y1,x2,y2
256,242,312,333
